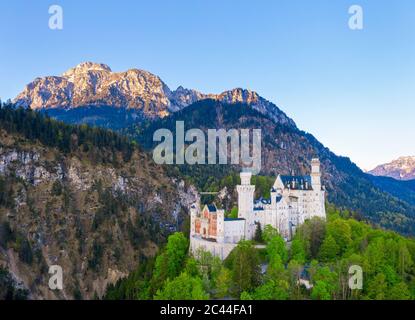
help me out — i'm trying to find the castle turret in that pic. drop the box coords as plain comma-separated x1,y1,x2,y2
311,158,321,190
216,209,225,243
190,203,198,237
237,171,255,239
310,158,326,219
269,187,279,227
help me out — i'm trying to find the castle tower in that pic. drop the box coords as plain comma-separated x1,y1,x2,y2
311,158,321,190
190,203,198,237
237,171,255,239
216,209,225,243
310,158,326,219
270,187,279,228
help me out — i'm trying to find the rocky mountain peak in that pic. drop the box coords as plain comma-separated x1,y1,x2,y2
14,62,173,117
215,88,260,104
170,86,206,111
369,156,415,180
62,62,112,78
14,62,296,126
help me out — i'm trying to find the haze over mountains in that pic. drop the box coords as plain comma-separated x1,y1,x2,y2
11,62,415,235
369,156,415,181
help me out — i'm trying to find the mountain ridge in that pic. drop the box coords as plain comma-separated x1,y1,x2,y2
129,100,415,235
14,62,295,127
369,156,415,181
12,63,415,235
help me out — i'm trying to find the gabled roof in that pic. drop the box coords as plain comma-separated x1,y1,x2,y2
202,204,217,213
224,217,245,221
280,175,313,190
207,204,217,212
254,195,284,207
254,197,271,205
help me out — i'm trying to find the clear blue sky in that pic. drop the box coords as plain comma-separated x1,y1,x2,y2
0,0,414,170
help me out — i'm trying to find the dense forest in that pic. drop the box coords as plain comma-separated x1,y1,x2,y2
0,102,135,165
0,102,190,299
0,266,28,300
104,204,415,300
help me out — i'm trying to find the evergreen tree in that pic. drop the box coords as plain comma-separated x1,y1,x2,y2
318,234,339,262
365,273,387,300
150,232,189,294
18,237,33,265
287,259,303,299
311,281,331,300
388,281,411,300
290,238,306,264
326,219,352,255
295,217,326,259
262,225,278,243
214,267,232,298
154,272,209,300
240,291,253,300
253,279,289,300
267,233,288,263
227,241,261,295
254,222,263,243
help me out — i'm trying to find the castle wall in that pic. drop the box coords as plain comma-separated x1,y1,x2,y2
237,172,255,239
208,214,217,237
224,220,245,243
190,236,237,260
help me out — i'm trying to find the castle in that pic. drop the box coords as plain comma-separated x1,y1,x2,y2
190,158,326,260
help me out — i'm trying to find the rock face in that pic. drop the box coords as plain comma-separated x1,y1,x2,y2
369,156,415,181
15,62,172,118
0,128,198,299
14,62,295,126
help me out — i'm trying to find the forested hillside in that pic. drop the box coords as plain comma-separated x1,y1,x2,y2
105,205,415,300
43,106,146,131
369,175,415,206
126,100,415,235
0,103,196,299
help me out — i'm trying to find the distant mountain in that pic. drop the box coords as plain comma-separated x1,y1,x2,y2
14,62,295,126
369,156,415,181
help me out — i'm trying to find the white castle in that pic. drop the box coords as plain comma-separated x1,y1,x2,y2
190,158,326,260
